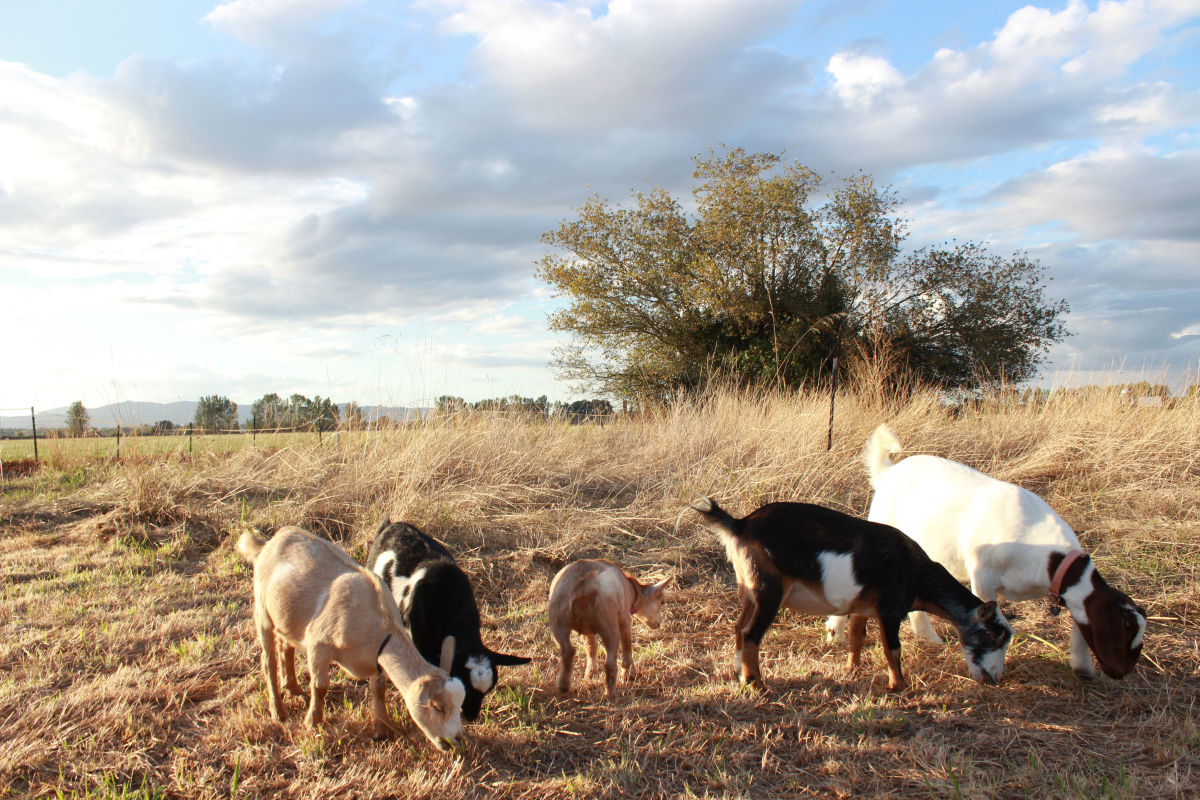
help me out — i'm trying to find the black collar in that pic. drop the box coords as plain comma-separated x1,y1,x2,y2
376,633,392,673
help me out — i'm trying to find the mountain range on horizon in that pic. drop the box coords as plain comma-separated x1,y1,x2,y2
0,400,425,432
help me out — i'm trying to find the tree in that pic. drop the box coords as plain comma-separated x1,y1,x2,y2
342,401,365,430
310,396,339,432
251,393,287,431
66,401,89,437
538,147,1069,400
286,394,314,429
194,395,239,434
435,396,467,415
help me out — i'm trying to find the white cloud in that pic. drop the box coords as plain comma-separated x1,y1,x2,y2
205,0,361,49
440,0,804,129
827,51,903,105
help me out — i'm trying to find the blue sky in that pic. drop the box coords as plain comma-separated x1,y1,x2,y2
2,0,1198,413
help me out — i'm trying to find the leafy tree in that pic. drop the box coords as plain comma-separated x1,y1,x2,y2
538,147,1069,400
194,395,239,434
555,399,614,422
310,396,340,432
286,394,314,429
435,396,467,415
472,395,551,415
151,420,175,436
251,393,288,431
66,401,90,437
342,401,365,430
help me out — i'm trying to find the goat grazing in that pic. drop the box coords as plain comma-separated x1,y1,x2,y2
368,518,530,721
691,497,1011,690
237,527,465,750
828,425,1146,679
548,559,670,697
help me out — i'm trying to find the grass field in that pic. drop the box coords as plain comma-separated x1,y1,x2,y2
0,430,346,465
1,385,1197,799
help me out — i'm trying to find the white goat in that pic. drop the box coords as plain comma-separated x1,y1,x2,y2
238,527,466,750
548,559,670,697
827,425,1146,679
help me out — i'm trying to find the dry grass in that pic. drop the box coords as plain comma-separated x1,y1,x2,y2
1,386,1198,799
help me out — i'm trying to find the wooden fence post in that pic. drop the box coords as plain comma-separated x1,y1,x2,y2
30,407,38,465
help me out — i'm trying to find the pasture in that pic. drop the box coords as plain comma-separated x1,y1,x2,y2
1,386,1198,799
0,430,337,466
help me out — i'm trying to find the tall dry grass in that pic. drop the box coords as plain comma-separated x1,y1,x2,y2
2,384,1198,798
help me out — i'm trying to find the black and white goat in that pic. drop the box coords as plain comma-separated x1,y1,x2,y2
827,425,1147,679
367,518,531,721
691,497,1012,690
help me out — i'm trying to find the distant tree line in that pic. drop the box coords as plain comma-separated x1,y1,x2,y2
434,394,615,422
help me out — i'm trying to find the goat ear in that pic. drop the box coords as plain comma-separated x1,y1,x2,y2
972,601,999,624
439,635,456,673
418,674,446,705
649,576,672,594
375,516,392,536
488,650,532,667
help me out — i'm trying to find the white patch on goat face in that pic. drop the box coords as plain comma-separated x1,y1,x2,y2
817,552,860,613
1059,560,1097,622
1130,606,1147,649
372,551,397,580
466,655,495,693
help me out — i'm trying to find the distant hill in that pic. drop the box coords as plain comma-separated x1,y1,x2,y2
0,401,425,434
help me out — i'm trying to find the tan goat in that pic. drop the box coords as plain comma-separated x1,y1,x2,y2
237,527,465,750
548,559,670,697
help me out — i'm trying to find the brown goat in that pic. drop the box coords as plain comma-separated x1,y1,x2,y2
237,527,465,750
547,559,670,697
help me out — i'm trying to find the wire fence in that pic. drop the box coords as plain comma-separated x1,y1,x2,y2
0,405,411,475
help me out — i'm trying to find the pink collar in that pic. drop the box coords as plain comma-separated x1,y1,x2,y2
1048,549,1087,607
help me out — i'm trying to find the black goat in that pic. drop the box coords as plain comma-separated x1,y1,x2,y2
367,519,530,721
690,497,1012,690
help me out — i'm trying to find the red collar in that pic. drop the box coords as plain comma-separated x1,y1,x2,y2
1048,549,1086,607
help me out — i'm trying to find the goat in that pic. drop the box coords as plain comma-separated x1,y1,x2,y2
547,559,670,697
367,518,531,721
827,425,1146,679
691,497,1012,690
237,527,465,750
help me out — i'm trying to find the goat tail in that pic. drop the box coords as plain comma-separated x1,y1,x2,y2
236,530,266,564
689,496,742,535
863,424,902,487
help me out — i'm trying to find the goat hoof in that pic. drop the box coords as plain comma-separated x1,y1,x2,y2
371,725,389,740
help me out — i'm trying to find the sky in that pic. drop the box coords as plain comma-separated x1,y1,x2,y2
2,0,1198,413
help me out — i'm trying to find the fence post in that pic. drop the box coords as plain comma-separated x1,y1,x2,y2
189,426,193,457
252,410,257,445
116,425,120,460
826,357,839,452
30,407,38,465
